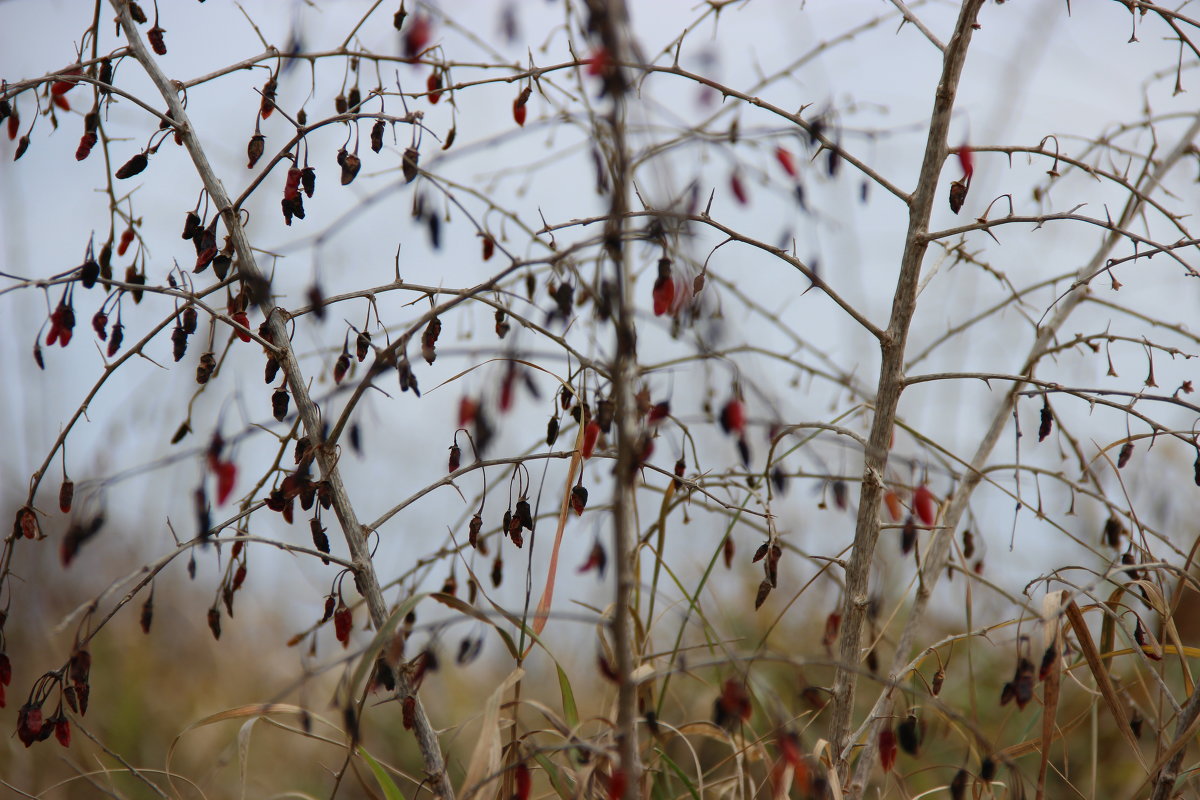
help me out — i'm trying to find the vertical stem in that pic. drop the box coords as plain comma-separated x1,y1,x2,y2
591,0,643,793
108,3,453,798
828,0,985,786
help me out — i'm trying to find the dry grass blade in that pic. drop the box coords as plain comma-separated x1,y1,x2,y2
460,667,524,800
1036,593,1063,800
1064,601,1147,772
529,420,585,645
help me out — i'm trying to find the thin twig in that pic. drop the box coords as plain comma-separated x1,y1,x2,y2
108,3,454,797
827,0,986,789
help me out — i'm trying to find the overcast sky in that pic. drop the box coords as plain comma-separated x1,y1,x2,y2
2,0,1198,654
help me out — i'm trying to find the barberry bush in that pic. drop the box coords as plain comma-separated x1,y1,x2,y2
3,1,1200,798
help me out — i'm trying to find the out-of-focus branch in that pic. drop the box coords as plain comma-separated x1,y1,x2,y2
589,0,644,794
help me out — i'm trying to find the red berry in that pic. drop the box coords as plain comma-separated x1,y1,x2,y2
957,145,974,180
215,460,237,505
720,399,745,435
774,146,797,177
879,727,898,772
232,311,251,342
913,484,936,526
582,420,601,459
730,172,748,205
117,226,135,257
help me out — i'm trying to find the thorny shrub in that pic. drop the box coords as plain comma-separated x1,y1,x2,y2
3,1,1200,799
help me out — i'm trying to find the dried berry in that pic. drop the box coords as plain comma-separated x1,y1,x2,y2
901,515,917,555
310,518,330,559
949,179,968,214
1011,657,1036,709
148,26,167,55
259,76,277,119
515,499,533,531
272,388,290,421
264,354,279,383
1103,516,1124,547
46,302,76,348
333,352,350,384
79,259,100,289
181,211,202,240
17,703,43,748
1118,442,1134,468
124,266,145,303
468,513,482,549
356,330,371,361
1038,401,1053,442
207,607,221,640
950,769,968,800
301,166,316,198
897,714,921,756
448,443,461,474
421,315,441,364
171,325,189,361
1038,644,1057,680
106,323,124,357
831,480,848,511
196,351,216,384
402,146,420,183
754,578,772,609
246,132,265,168
570,484,588,515
115,152,148,179
370,119,385,153
76,130,97,161
59,479,74,513
338,149,361,185
128,2,147,23
91,311,108,339
308,285,325,320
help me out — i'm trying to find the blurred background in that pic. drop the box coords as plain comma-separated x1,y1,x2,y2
2,1,1199,797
